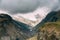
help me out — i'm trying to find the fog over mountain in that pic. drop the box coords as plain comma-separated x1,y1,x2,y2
0,0,60,14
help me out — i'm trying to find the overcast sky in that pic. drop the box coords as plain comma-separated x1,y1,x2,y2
0,0,60,14
0,0,60,21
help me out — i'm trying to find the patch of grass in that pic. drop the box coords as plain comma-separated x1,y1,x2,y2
40,21,60,33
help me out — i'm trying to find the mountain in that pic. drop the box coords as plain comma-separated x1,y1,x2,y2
0,11,60,40
27,11,60,40
27,22,60,40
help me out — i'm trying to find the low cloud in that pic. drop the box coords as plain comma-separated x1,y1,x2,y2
0,0,60,14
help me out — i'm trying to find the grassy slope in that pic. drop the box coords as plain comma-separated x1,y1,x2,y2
27,21,60,40
41,22,60,33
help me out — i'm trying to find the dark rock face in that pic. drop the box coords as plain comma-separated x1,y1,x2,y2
0,14,12,22
0,14,13,38
0,14,27,40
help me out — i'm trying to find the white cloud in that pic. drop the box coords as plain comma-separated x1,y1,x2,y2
13,7,51,21
0,0,60,14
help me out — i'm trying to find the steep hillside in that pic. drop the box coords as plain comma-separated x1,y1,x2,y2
0,11,60,40
27,11,60,40
27,21,60,40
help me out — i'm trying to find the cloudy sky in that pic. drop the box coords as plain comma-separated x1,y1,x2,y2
0,0,60,21
0,0,60,13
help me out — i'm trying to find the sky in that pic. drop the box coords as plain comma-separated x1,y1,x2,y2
0,0,60,13
0,0,60,21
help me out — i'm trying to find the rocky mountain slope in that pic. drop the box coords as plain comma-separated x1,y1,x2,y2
0,11,60,40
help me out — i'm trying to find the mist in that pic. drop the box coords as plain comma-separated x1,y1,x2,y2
0,0,60,14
